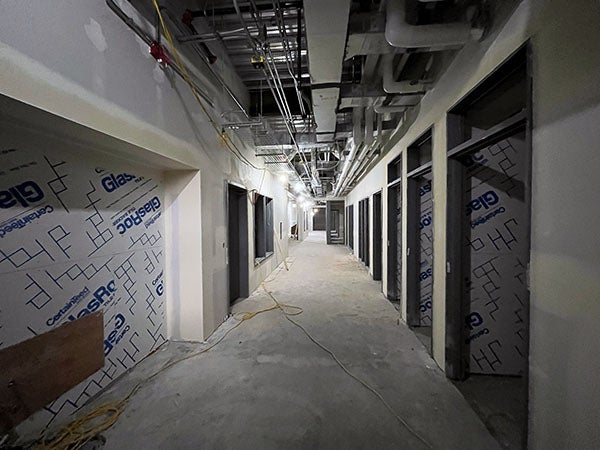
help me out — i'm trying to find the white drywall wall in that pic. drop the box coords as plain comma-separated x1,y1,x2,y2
345,0,600,447
528,2,600,448
0,0,291,433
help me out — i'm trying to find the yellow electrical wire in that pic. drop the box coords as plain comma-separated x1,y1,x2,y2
261,285,434,449
151,0,270,175
28,6,304,446
30,286,301,450
31,264,431,449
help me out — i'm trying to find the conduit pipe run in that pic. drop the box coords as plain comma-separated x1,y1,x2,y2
334,107,369,196
385,0,482,49
339,111,390,195
337,141,372,195
352,114,386,184
231,0,317,190
333,138,359,197
161,7,250,119
106,0,214,107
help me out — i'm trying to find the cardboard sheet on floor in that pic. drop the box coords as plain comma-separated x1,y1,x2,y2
0,312,104,430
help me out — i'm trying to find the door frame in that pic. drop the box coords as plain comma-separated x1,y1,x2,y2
226,182,249,305
372,190,383,282
445,114,529,378
445,44,532,383
386,172,402,301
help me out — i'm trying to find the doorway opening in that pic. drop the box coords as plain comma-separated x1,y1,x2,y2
372,191,383,284
347,204,354,249
358,197,370,267
386,155,402,302
227,183,249,305
406,129,434,354
445,45,530,449
312,206,326,231
326,200,345,244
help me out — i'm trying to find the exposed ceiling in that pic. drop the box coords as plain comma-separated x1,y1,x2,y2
113,0,494,198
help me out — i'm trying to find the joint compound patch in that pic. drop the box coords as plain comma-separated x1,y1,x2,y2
84,18,108,53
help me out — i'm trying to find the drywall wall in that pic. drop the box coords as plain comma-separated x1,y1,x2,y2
346,0,533,363
0,0,291,434
0,0,289,342
528,1,600,448
0,122,166,430
346,0,600,447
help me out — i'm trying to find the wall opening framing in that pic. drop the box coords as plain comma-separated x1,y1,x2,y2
372,191,383,283
227,183,249,305
386,155,402,301
406,128,434,355
253,193,274,265
347,204,354,249
358,197,370,267
445,44,531,449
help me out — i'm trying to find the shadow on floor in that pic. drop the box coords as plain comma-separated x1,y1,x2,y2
453,375,527,449
411,326,432,355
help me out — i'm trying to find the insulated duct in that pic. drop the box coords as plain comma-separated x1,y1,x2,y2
353,107,365,147
382,54,428,94
365,107,374,146
374,104,408,114
385,0,482,49
305,0,352,142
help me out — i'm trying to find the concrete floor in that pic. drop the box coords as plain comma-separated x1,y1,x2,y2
454,375,527,449
411,326,433,355
54,231,502,449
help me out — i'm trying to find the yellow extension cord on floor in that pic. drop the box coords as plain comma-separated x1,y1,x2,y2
31,288,302,450
31,281,432,450
28,1,432,447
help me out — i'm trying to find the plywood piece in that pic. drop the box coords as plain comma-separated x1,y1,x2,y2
0,312,104,431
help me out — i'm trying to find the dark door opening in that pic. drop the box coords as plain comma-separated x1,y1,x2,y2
445,45,530,450
406,130,434,354
227,184,249,304
386,155,402,301
372,191,383,283
326,200,345,244
348,204,354,249
358,201,364,260
358,197,370,267
312,207,326,230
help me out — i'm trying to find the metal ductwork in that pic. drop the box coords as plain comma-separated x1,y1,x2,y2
310,148,323,196
352,107,365,147
128,0,495,200
382,54,429,94
385,0,482,49
374,104,408,114
304,0,352,143
365,107,375,146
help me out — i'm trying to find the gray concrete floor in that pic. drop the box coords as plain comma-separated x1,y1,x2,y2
65,232,502,449
411,326,432,355
453,375,527,449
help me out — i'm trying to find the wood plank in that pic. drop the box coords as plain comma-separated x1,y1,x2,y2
0,312,104,431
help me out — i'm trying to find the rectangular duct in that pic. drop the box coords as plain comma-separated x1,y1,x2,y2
305,0,351,136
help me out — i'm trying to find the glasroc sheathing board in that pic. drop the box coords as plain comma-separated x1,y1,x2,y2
463,131,528,375
0,146,166,429
419,174,433,326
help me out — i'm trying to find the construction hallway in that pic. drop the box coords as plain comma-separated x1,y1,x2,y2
2,1,600,449
62,232,499,450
